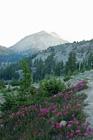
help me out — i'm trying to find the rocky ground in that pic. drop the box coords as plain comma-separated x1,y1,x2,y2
76,79,93,130
68,70,93,138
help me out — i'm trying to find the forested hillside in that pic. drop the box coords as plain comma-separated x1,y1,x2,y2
0,51,93,82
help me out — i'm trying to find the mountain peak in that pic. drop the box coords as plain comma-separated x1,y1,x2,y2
35,30,49,35
9,30,69,52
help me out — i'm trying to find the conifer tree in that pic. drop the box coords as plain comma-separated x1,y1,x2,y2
21,59,32,90
65,52,77,74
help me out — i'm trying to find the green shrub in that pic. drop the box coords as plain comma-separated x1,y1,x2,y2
40,77,66,97
63,75,71,82
6,84,13,92
0,80,5,89
73,70,78,75
28,86,36,95
10,80,21,86
0,92,16,111
20,59,32,91
80,67,87,73
0,90,27,112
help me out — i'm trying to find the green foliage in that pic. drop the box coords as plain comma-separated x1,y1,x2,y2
81,67,87,73
65,52,77,75
54,61,64,76
63,75,71,82
0,80,5,89
10,80,21,86
40,76,66,96
20,59,32,91
79,53,93,72
0,64,20,80
0,80,90,140
0,91,16,111
73,70,78,75
33,58,44,81
28,86,36,95
1,50,92,83
24,53,38,67
33,53,55,82
0,89,27,112
0,60,33,112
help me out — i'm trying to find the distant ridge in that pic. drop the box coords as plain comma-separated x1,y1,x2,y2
0,45,7,49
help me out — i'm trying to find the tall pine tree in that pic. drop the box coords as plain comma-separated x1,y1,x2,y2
20,59,32,90
65,52,77,74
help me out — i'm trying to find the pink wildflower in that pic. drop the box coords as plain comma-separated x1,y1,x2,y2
69,121,73,123
40,132,43,135
68,124,72,128
83,118,86,121
78,126,81,129
36,91,39,93
71,130,74,133
66,136,69,139
84,132,89,137
59,135,62,139
79,133,82,135
74,121,79,124
88,127,92,131
76,104,82,107
34,132,37,135
83,126,86,129
76,130,81,133
82,123,85,126
87,121,91,125
52,125,54,128
70,133,73,136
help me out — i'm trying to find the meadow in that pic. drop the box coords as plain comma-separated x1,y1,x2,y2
0,78,93,140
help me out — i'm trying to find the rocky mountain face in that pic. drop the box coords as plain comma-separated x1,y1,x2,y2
9,30,68,52
32,39,93,65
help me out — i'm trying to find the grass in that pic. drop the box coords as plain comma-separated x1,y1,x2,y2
0,80,93,140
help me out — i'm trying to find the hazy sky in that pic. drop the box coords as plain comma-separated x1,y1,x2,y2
0,0,93,47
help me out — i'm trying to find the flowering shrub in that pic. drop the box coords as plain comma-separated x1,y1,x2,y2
0,80,93,140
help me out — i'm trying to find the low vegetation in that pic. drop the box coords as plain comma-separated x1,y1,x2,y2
0,60,93,140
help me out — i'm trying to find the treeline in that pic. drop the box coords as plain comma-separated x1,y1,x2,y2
0,53,25,62
0,63,20,80
32,52,93,81
0,50,39,63
0,54,38,80
33,53,63,81
0,52,93,82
